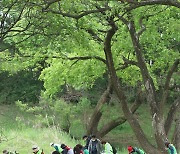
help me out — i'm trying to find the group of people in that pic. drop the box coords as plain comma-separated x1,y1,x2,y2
2,135,177,154
29,135,116,154
48,135,115,154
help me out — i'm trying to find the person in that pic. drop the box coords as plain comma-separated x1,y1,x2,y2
127,146,145,154
61,144,74,154
50,142,62,153
74,144,89,154
83,135,91,150
2,150,19,154
52,151,60,154
32,145,44,154
165,141,177,154
88,135,102,154
101,141,113,154
3,150,9,154
73,144,83,154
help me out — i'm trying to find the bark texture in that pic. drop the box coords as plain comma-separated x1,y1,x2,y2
103,17,160,154
87,81,113,135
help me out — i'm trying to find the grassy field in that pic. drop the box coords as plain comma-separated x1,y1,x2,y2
0,104,76,153
0,105,127,153
0,103,175,153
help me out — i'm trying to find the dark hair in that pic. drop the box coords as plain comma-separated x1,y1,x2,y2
61,144,66,149
82,135,88,139
101,141,106,144
76,144,83,149
91,135,96,138
52,151,60,154
74,144,83,154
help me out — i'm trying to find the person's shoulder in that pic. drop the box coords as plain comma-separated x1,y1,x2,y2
106,142,111,145
134,147,141,152
89,139,93,143
169,143,175,147
97,138,101,142
68,149,74,154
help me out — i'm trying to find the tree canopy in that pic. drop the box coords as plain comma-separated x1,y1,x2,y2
0,0,179,153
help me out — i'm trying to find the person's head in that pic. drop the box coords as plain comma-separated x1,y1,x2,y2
52,151,60,154
76,144,83,149
91,135,96,141
3,150,9,154
165,141,170,148
82,135,88,140
101,141,107,145
74,146,80,154
32,145,39,153
61,144,66,149
50,142,54,147
127,146,134,153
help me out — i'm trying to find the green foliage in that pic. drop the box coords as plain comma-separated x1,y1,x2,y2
0,2,179,151
15,96,91,138
1,0,178,102
40,58,106,96
0,70,43,104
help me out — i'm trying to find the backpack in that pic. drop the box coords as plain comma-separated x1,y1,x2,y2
112,146,117,154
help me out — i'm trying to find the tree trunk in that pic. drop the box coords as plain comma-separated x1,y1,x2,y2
172,117,180,153
86,81,113,135
103,17,160,154
160,59,179,109
127,19,167,153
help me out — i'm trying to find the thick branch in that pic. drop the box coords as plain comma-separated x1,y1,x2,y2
164,97,180,135
137,16,146,38
97,92,142,138
161,59,179,106
64,55,107,65
43,7,110,20
104,17,158,153
172,115,180,153
127,18,168,152
125,19,159,113
126,0,180,13
17,54,107,65
87,81,113,135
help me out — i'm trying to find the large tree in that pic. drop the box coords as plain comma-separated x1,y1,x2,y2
38,1,180,153
1,0,180,153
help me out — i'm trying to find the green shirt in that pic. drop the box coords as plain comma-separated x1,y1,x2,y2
83,149,89,154
104,142,113,154
131,147,145,154
53,144,63,152
168,144,177,154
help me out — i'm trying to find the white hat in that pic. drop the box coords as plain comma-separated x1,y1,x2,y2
50,142,54,146
32,145,39,150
